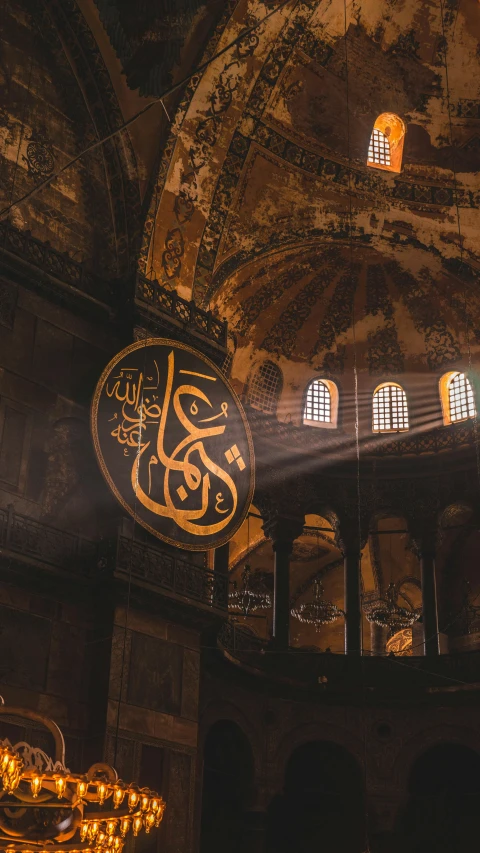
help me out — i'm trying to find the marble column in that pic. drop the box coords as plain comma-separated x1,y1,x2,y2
213,542,229,575
344,546,362,655
370,621,387,656
420,541,439,656
263,516,304,650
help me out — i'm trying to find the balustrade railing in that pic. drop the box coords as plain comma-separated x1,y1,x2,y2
0,221,111,303
115,534,228,610
0,506,227,611
136,274,227,348
0,505,96,574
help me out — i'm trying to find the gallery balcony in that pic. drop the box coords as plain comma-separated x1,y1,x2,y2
0,505,227,617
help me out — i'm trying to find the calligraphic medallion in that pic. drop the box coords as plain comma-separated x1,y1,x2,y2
91,338,254,550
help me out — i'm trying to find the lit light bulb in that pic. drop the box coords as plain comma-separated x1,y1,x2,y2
88,821,100,841
80,822,89,842
113,836,124,852
155,804,165,827
128,789,139,811
106,835,115,849
97,782,108,805
97,831,106,847
1,749,11,774
120,817,130,838
150,798,160,813
119,818,130,838
144,812,156,833
55,776,67,798
77,779,88,799
132,816,143,836
140,793,150,813
31,776,43,798
106,820,116,837
113,786,125,808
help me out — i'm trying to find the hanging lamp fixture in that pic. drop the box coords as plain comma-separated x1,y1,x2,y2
291,533,344,631
229,515,272,616
291,578,344,631
229,563,272,616
363,582,421,633
0,705,165,853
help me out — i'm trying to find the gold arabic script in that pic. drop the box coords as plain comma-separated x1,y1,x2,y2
105,350,242,536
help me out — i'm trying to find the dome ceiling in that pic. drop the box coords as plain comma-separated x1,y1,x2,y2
139,0,480,378
213,242,480,375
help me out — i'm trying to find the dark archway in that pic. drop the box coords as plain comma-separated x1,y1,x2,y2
267,740,365,853
200,720,254,853
397,742,480,852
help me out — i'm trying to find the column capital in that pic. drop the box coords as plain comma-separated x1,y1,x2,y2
409,526,437,559
262,514,305,551
336,515,368,556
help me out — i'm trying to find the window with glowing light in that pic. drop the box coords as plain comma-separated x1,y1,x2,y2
440,371,476,425
367,113,406,173
303,378,339,429
372,383,409,433
368,128,391,167
246,360,282,414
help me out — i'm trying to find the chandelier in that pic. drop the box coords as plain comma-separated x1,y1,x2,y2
229,564,272,616
0,704,165,853
363,583,421,633
291,580,344,631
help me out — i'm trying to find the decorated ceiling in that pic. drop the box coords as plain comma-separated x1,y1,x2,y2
133,0,480,387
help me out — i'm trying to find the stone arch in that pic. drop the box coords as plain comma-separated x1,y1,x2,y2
272,720,364,787
199,699,262,778
199,717,256,853
395,736,480,850
4,0,141,283
392,724,480,796
267,736,365,853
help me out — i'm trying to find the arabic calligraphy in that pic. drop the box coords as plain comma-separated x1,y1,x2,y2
91,338,254,550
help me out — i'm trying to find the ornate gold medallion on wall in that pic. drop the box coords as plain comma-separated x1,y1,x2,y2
91,338,254,550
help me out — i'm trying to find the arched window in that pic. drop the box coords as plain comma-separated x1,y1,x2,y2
440,371,476,425
303,379,339,429
372,383,409,432
367,113,406,173
246,360,282,414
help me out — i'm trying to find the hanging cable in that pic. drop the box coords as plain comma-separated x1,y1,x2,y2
0,0,294,221
113,332,150,766
342,4,371,850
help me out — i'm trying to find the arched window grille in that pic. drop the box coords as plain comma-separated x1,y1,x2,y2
448,372,475,422
246,360,282,414
372,383,409,433
368,128,391,167
367,113,406,173
304,379,331,423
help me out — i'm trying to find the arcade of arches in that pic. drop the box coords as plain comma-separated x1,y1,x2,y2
1,0,480,851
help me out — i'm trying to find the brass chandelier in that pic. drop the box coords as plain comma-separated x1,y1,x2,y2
229,564,272,616
291,579,344,631
363,582,421,633
0,704,165,853
229,515,271,617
